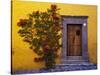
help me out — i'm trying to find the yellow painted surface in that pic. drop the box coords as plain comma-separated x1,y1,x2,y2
12,1,97,71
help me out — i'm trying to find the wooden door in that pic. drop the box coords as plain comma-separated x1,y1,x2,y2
67,24,82,56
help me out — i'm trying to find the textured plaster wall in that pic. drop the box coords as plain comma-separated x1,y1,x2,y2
12,1,97,71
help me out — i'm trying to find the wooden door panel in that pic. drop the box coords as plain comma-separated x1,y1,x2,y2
67,24,82,56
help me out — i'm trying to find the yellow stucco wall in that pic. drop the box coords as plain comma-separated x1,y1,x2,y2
12,1,97,71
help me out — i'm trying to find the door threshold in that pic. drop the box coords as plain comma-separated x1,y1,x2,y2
67,56,83,60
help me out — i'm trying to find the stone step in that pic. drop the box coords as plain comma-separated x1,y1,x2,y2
38,63,97,72
53,64,97,72
62,60,88,64
62,56,88,64
13,62,97,74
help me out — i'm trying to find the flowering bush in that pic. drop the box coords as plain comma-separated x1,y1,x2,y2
17,4,62,69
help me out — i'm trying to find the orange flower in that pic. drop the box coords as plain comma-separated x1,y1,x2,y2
34,57,44,62
43,44,50,53
51,4,57,10
36,11,39,14
52,13,56,17
34,58,39,62
44,44,50,49
23,38,31,43
32,11,39,16
17,19,28,27
53,16,59,20
52,13,60,20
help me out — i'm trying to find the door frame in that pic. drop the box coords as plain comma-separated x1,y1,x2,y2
61,16,88,64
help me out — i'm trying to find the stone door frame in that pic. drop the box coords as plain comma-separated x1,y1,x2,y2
61,16,88,64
